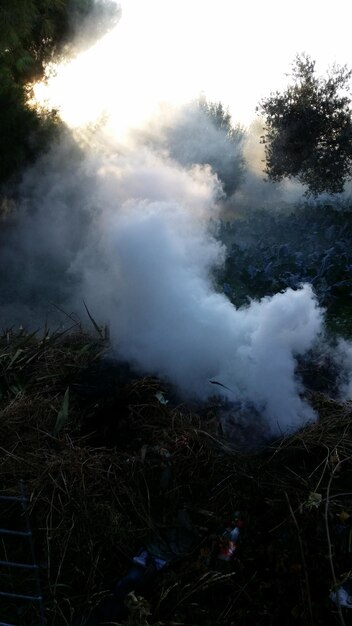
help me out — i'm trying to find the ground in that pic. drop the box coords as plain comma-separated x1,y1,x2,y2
0,328,352,625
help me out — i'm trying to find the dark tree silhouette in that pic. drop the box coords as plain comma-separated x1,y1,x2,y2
258,54,352,196
0,0,119,187
165,97,246,197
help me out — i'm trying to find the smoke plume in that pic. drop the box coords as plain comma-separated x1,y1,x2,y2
77,143,324,435
0,128,330,435
1,3,351,438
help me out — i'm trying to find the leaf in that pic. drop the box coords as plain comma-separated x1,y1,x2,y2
9,383,23,397
305,491,322,510
247,264,258,278
155,391,168,405
83,300,104,338
15,54,34,73
54,387,70,436
8,349,24,368
140,444,148,463
209,379,234,394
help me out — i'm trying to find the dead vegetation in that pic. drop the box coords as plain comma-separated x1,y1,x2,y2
0,329,352,625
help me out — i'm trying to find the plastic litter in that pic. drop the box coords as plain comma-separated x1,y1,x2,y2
70,511,198,625
216,513,244,562
330,583,352,609
132,549,167,571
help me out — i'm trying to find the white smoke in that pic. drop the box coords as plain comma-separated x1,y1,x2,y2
59,138,323,435
69,1,121,50
140,101,245,197
335,339,352,400
2,0,350,438
4,117,352,436
229,119,306,213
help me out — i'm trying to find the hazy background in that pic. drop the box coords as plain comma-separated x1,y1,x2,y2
1,0,352,435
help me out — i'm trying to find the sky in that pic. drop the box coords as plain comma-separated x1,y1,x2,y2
34,0,352,132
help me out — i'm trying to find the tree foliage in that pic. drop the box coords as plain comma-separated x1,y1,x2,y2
165,97,246,197
195,98,246,196
0,0,118,188
258,55,352,196
0,0,118,81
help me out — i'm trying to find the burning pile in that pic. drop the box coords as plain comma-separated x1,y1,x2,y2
0,329,352,625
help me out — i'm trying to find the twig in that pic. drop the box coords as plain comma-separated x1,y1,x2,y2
311,445,330,491
83,301,104,339
220,570,257,619
285,491,314,626
324,459,350,626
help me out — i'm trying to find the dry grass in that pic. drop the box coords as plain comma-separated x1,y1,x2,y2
0,330,352,625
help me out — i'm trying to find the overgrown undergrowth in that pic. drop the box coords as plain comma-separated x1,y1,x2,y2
0,329,352,625
219,204,352,339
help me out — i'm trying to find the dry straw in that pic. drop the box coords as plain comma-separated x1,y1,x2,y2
0,329,351,625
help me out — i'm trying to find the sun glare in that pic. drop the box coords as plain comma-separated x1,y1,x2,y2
32,0,352,136
32,1,208,138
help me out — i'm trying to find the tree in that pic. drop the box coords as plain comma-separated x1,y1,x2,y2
165,97,246,197
258,54,352,196
197,98,246,196
0,0,119,188
0,0,119,82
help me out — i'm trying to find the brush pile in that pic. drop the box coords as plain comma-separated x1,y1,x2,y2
0,329,352,626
